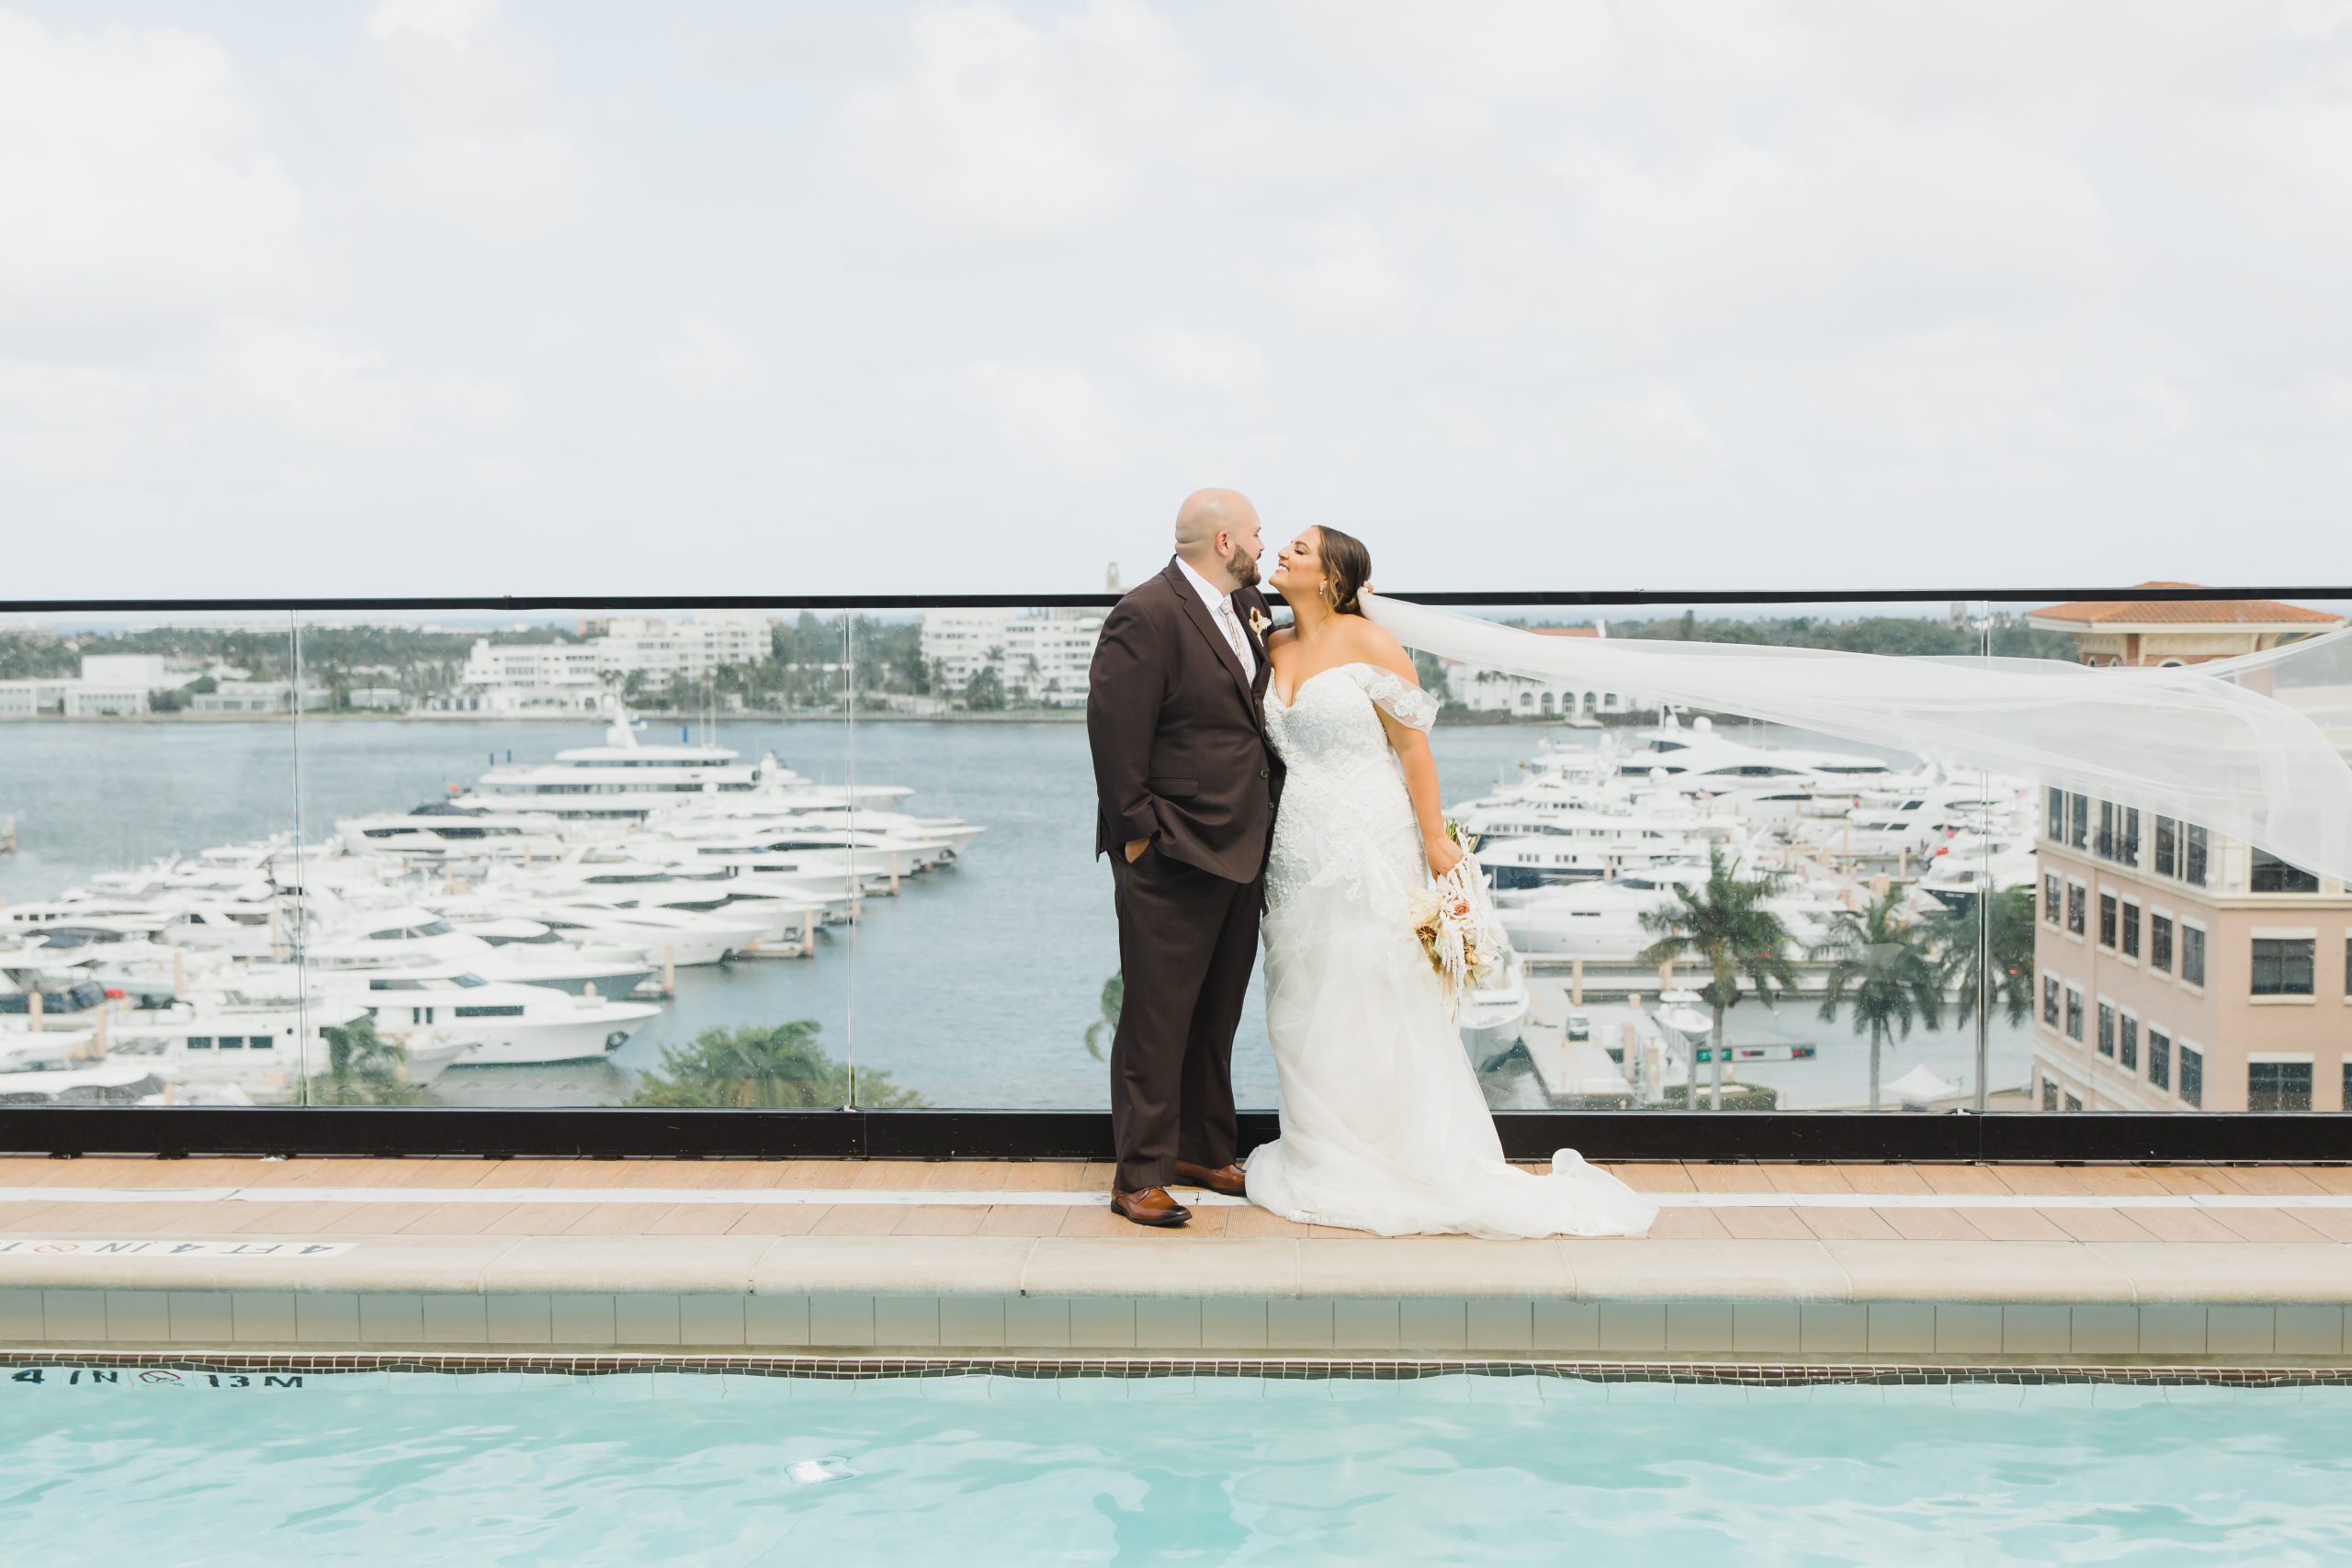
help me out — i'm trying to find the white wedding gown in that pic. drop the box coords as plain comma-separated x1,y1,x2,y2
1242,663,1658,1239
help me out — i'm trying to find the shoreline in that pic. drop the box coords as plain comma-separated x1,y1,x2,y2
0,707,1657,728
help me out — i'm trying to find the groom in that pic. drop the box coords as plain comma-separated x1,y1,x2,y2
1086,488,1283,1227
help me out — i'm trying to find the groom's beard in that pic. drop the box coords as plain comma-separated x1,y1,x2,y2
1226,547,1261,589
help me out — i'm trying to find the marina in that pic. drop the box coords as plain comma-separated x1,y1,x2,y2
0,704,2036,1113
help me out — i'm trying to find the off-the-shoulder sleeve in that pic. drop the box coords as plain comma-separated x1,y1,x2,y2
1350,663,1439,733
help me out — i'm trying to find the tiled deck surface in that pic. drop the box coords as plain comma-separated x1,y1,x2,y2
3,1157,2349,1363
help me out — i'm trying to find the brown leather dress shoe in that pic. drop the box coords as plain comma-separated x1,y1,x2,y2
1171,1160,1249,1197
1110,1186,1192,1227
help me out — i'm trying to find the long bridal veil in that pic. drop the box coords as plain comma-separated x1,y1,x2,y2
1360,592,2352,886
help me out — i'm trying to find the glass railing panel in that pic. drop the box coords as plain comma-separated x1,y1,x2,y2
838,602,1159,1111
1996,590,2352,1115
282,606,853,1111
0,611,300,1106
1442,594,2046,1115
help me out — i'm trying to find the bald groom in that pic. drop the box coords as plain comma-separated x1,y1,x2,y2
1085,490,1284,1226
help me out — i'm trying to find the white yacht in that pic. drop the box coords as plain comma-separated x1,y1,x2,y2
323,965,662,1066
302,907,656,996
336,804,578,863
1460,950,1532,1066
481,901,767,968
1910,830,2041,915
456,711,910,824
1495,864,1845,961
0,1024,96,1073
0,1063,164,1104
107,987,469,1097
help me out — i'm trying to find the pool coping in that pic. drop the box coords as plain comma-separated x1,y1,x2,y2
7,1348,2352,1387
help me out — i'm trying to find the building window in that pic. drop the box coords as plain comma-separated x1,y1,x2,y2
2120,901,2141,960
2149,1030,2171,1092
2064,1093,2084,1113
2065,987,2084,1042
2066,883,2086,936
2097,1002,2115,1057
2248,1061,2312,1111
2251,937,2315,997
2250,850,2320,895
2068,794,2089,849
2183,824,2209,886
2344,1061,2352,1112
2093,803,2139,863
2041,1077,2059,1111
2154,816,2177,877
2151,914,2174,973
2098,893,2117,949
2041,975,2061,1028
2180,1044,2203,1108
2181,925,2206,987
2046,788,2064,841
2043,873,2062,926
2119,1014,2138,1073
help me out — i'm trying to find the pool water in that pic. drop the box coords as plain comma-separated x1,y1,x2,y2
4,1371,2349,1564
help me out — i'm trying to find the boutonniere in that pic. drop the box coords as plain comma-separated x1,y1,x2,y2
1248,608,1272,640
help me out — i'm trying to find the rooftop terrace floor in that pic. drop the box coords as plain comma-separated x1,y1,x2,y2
3,1157,2349,1366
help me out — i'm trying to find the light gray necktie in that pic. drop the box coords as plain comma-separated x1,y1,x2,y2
1214,597,1253,678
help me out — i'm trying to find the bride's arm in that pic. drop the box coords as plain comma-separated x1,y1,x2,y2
1356,634,1464,877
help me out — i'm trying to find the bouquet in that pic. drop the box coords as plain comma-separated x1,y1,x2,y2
1410,820,1508,1020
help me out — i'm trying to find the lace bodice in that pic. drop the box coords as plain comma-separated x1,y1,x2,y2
1261,663,1436,915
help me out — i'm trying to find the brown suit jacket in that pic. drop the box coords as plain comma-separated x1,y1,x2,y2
1087,558,1283,884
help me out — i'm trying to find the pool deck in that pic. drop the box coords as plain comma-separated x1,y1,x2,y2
2,1156,2349,1365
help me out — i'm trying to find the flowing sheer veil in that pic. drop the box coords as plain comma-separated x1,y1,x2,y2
1360,592,2352,886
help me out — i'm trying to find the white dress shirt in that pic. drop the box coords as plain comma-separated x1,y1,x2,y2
1175,555,1255,679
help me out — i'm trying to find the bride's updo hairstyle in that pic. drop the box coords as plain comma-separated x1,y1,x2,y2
1317,525,1373,616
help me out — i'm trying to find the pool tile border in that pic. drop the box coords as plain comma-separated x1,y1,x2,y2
6,1348,2352,1388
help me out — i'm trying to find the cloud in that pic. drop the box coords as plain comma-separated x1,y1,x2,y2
211,319,520,447
839,0,1350,231
361,0,595,244
1138,328,1268,392
650,316,763,402
0,13,307,347
1278,216,1407,318
953,361,1125,472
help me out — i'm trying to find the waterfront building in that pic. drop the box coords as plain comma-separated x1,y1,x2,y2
2029,588,2351,1112
1442,626,1644,720
190,680,332,714
79,653,198,691
459,639,605,699
920,607,1103,708
0,652,198,717
592,613,772,681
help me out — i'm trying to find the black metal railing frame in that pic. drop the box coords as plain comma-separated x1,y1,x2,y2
6,581,2348,1164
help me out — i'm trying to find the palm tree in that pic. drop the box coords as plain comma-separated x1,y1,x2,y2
1083,972,1124,1062
1814,890,1944,1111
312,1018,427,1107
1636,848,1800,1111
1941,883,2036,1029
627,1020,927,1109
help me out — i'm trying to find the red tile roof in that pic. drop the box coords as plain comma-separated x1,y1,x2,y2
2028,583,2342,626
1532,626,1600,637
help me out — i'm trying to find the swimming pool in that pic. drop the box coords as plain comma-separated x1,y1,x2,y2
5,1367,2348,1564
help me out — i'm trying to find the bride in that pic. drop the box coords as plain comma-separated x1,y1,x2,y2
1243,525,1657,1239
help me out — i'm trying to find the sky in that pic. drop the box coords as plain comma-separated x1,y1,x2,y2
2,0,2348,604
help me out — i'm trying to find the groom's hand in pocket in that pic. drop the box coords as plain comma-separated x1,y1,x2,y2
1125,836,1152,863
